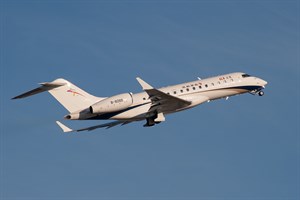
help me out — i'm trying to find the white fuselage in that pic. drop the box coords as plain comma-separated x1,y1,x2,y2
86,72,267,121
12,71,268,130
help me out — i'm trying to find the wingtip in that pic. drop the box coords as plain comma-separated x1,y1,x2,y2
136,77,153,90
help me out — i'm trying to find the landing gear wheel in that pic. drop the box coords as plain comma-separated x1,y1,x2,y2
144,118,155,127
258,91,264,96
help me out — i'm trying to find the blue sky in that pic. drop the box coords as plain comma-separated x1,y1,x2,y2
1,0,299,199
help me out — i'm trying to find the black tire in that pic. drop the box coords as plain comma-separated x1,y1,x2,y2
258,91,264,96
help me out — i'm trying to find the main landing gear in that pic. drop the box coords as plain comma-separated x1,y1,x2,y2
143,112,165,127
144,118,156,127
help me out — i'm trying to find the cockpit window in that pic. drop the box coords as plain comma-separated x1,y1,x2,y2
242,74,251,78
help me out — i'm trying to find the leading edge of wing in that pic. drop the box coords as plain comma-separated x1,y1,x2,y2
56,120,132,133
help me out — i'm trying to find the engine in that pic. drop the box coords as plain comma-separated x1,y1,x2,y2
90,93,133,114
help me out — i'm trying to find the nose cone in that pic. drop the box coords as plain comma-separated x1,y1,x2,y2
260,79,268,86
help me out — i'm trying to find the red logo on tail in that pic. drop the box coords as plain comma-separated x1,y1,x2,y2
67,89,84,97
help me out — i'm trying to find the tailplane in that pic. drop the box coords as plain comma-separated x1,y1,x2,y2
12,78,103,113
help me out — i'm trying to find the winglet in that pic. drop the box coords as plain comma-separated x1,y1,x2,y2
136,77,153,90
56,121,73,133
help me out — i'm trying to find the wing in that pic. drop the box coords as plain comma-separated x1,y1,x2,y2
136,77,192,114
56,120,133,133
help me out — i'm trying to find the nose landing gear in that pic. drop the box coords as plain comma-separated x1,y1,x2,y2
250,89,265,96
258,91,264,96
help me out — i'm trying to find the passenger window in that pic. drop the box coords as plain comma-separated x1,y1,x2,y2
242,74,251,78
180,89,183,93
186,88,189,92
205,84,208,88
193,87,195,90
199,86,202,89
173,91,177,94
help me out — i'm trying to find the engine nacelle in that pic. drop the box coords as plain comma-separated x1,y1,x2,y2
90,93,133,114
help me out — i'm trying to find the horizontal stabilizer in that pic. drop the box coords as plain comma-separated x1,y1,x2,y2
12,82,66,99
56,121,73,133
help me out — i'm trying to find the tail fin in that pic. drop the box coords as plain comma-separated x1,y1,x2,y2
12,78,103,113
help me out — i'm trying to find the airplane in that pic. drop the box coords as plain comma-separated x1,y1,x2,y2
12,72,267,132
